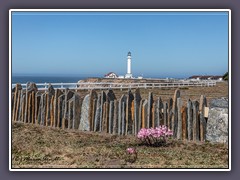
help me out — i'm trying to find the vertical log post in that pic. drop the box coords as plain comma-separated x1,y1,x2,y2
199,95,207,142
192,101,200,141
177,98,182,140
187,99,193,141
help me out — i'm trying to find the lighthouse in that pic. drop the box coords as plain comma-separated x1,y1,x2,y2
125,51,133,78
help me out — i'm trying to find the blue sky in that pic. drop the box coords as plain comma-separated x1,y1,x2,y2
11,11,229,78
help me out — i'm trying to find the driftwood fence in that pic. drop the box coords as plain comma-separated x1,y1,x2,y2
12,82,208,142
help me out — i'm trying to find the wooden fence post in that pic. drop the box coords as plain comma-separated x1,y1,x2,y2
167,98,173,130
192,101,200,141
187,99,193,141
177,98,182,140
182,106,187,140
172,89,180,138
163,102,168,126
199,95,207,142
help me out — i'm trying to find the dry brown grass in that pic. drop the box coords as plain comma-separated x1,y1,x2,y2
75,81,228,106
12,122,228,169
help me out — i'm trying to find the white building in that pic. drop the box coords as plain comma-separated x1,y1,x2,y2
104,72,118,78
125,51,133,78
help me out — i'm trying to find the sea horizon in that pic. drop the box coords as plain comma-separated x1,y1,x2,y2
12,74,193,84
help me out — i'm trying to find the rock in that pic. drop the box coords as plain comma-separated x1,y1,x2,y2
79,94,90,131
210,98,228,108
206,98,228,144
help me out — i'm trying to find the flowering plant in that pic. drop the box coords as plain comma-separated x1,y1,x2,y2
125,147,137,163
137,125,173,146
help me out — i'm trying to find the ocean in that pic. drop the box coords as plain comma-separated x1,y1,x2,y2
12,75,88,84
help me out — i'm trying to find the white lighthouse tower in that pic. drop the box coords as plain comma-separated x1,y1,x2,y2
125,51,133,78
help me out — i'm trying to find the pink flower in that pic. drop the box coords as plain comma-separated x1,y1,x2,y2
127,147,136,154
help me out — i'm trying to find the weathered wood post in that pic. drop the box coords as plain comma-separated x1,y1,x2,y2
94,93,102,132
24,82,38,123
109,101,114,134
177,98,182,140
89,90,98,131
182,106,187,140
53,89,63,127
18,91,26,122
134,88,142,135
187,99,193,141
172,89,180,138
199,95,207,142
147,92,153,128
163,101,168,126
142,99,148,128
46,84,55,126
57,94,65,128
167,98,173,130
15,90,21,122
192,101,200,141
113,99,118,135
99,91,106,132
12,84,22,121
62,89,74,129
126,90,134,135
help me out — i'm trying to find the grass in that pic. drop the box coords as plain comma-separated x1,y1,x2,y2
11,122,228,169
